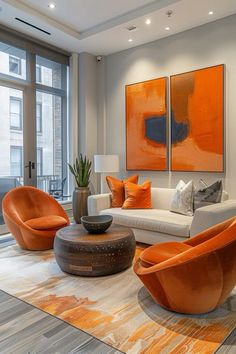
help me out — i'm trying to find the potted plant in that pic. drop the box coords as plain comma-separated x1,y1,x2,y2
68,154,92,223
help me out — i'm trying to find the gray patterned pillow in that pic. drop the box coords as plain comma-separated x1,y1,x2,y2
170,180,194,216
194,180,222,210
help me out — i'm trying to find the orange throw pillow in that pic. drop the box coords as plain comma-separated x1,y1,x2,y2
122,181,152,209
106,175,139,207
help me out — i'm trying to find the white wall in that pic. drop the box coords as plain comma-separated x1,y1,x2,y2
100,14,236,197
78,52,98,192
69,53,79,190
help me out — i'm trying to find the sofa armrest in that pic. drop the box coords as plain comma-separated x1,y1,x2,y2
190,200,236,236
88,194,111,216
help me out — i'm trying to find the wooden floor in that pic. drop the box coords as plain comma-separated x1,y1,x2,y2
216,328,236,354
0,290,122,354
0,291,235,354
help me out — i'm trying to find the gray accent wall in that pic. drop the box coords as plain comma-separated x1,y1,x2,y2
97,14,236,197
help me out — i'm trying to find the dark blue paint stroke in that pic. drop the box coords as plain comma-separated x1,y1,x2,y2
171,111,189,144
145,116,166,145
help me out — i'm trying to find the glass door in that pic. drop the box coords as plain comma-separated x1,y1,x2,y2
36,91,63,196
35,55,68,200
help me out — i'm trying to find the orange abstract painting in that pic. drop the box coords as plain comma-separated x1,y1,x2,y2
171,65,224,172
126,77,167,170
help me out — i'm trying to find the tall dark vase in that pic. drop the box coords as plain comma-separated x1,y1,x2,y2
72,187,91,224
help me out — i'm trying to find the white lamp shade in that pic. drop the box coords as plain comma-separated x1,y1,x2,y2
94,155,119,173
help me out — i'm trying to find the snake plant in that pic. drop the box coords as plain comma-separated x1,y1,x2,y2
68,154,92,188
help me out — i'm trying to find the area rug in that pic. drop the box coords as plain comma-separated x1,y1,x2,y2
0,237,236,354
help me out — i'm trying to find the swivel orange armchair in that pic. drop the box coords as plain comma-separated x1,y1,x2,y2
134,217,236,314
2,186,70,250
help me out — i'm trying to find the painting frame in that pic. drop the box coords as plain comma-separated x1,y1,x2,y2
170,64,225,173
125,76,168,171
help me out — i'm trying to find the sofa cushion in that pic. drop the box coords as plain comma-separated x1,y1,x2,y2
140,242,192,266
123,181,151,209
170,180,194,216
100,208,193,237
194,180,223,210
25,215,68,230
106,175,139,207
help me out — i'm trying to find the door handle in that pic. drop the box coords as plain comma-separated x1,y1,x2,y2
25,161,35,179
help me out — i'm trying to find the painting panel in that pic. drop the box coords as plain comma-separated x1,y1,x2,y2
126,77,167,170
171,64,224,172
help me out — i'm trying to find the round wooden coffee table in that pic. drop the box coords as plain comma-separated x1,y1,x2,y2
54,224,136,276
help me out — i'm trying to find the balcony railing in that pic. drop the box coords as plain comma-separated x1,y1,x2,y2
0,175,71,227
0,174,67,210
0,175,61,192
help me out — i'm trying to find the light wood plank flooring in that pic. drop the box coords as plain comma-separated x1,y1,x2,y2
215,328,236,354
0,290,122,354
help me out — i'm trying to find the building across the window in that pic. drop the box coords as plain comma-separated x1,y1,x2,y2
10,96,22,130
36,64,42,83
37,147,43,176
10,146,23,176
9,56,21,75
36,102,42,133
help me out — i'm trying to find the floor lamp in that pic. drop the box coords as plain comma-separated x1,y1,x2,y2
94,155,119,193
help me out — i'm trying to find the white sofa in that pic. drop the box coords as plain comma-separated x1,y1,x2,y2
88,187,236,244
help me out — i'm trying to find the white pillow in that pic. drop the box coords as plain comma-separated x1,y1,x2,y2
170,180,194,216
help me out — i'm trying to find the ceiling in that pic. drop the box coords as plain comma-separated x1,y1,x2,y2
0,0,236,55
19,0,156,32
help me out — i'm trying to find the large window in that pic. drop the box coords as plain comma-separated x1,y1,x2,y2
10,146,23,176
10,96,22,130
0,34,69,198
0,32,69,231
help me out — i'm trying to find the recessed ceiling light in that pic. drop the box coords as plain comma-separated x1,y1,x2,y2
208,10,214,15
128,38,133,42
145,19,151,25
165,26,170,31
48,3,56,9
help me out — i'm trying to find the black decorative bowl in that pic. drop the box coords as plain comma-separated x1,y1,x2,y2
81,215,113,234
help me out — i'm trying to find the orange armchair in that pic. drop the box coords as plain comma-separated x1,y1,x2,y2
2,186,70,250
134,217,236,314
